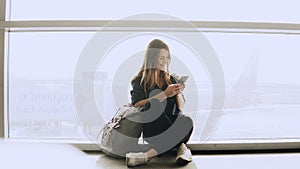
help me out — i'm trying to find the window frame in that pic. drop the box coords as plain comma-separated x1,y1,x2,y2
1,0,300,150
0,0,6,139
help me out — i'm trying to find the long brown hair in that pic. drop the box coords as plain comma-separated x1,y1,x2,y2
132,39,172,94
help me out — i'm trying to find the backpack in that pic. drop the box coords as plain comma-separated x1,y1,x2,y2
97,104,144,158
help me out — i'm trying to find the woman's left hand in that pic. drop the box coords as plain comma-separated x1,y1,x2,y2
176,84,185,94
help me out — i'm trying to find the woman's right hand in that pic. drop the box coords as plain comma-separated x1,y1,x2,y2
164,84,183,98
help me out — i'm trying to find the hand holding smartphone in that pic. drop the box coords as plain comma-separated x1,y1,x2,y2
178,75,189,84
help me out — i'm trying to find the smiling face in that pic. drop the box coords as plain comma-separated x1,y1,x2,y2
142,39,171,72
156,49,170,71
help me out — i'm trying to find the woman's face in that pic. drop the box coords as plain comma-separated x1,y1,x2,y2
156,49,170,71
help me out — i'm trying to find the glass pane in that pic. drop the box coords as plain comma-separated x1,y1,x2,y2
8,31,300,143
8,32,94,139
200,32,300,142
8,32,209,141
9,0,300,23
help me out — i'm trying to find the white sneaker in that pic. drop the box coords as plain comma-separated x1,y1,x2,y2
176,143,192,165
126,152,149,167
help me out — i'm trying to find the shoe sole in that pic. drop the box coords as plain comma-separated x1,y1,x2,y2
176,157,192,165
126,156,133,167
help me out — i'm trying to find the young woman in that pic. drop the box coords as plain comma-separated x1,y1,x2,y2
126,39,194,167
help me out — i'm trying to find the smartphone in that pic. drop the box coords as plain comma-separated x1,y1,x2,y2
178,76,189,84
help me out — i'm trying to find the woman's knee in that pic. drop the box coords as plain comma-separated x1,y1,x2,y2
179,115,194,128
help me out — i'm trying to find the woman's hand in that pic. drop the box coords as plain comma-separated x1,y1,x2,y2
164,84,185,98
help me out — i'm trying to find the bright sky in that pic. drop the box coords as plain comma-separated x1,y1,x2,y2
9,0,300,23
9,31,300,85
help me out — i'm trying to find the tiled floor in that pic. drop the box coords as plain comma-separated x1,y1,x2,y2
1,141,300,169
92,150,300,169
94,151,198,169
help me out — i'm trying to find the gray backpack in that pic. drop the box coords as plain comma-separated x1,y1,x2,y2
97,104,144,158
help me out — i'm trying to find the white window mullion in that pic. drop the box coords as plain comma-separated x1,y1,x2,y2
1,21,300,34
0,0,6,139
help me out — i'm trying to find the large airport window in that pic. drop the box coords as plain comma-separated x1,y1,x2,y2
7,31,300,143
